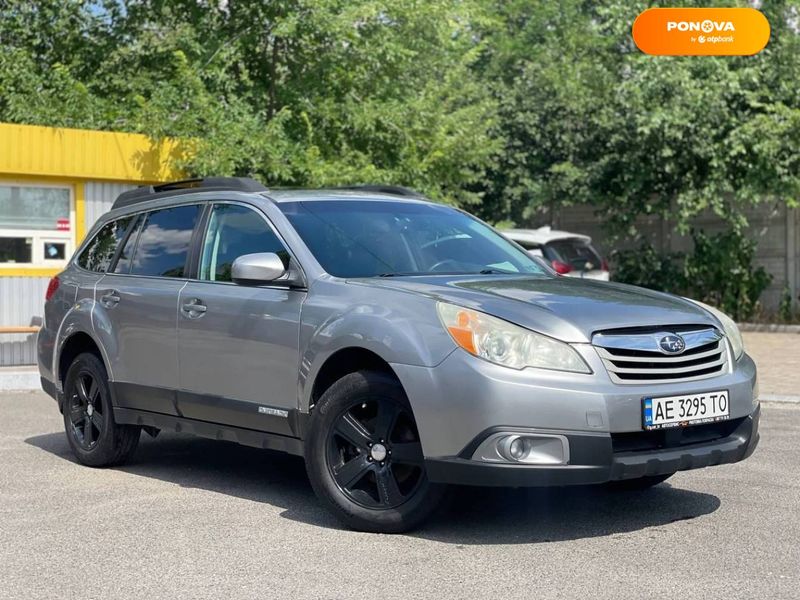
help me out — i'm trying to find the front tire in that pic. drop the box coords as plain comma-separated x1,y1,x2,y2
63,352,140,467
305,370,446,533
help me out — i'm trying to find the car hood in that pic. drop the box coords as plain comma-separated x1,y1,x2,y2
353,275,716,343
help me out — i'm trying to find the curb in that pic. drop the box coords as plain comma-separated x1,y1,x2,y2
0,370,40,392
739,323,800,333
760,394,800,404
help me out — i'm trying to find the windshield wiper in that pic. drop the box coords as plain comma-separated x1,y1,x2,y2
377,269,516,278
377,271,471,277
478,268,516,274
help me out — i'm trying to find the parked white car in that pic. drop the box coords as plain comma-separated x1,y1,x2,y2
503,227,610,281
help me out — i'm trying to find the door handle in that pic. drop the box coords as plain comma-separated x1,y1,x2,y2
181,299,207,318
100,291,121,308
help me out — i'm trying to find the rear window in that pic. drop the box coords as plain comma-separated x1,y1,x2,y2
129,205,201,278
515,240,541,251
77,216,134,272
542,239,603,271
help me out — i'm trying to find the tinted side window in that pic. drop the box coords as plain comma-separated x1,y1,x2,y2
199,204,289,282
77,216,133,272
112,215,143,274
129,205,200,278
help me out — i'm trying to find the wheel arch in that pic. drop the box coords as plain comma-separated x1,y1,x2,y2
52,295,115,389
308,346,403,412
56,330,108,403
297,293,456,415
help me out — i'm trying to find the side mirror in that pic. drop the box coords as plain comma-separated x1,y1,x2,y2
231,252,287,284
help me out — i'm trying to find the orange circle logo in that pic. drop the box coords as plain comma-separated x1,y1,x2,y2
632,8,770,56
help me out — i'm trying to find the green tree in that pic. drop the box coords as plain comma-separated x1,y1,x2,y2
1,0,798,236
0,0,499,205
476,0,800,238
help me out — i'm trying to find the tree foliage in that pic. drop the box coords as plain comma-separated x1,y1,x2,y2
0,0,798,230
0,0,498,205
611,230,773,320
475,0,800,238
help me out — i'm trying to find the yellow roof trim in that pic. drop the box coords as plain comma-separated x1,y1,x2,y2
0,122,188,183
0,267,61,277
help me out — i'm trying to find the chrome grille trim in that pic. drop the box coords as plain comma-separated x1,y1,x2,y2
592,327,729,385
595,345,723,364
593,328,723,353
600,354,726,375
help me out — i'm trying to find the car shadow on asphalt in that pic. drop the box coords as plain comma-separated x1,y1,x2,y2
25,431,721,544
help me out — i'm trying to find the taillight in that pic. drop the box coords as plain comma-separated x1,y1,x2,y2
601,259,609,272
551,260,572,275
45,276,60,301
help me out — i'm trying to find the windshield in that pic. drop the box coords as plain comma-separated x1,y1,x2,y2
279,200,547,278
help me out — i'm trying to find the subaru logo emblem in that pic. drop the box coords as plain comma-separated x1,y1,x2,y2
658,334,686,355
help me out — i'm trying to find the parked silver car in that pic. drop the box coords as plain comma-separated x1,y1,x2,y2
38,178,760,532
503,227,610,280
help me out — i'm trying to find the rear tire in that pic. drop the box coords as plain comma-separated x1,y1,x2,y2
62,352,140,467
604,473,674,491
305,370,446,533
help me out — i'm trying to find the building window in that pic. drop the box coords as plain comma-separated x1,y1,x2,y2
0,183,73,268
0,237,33,263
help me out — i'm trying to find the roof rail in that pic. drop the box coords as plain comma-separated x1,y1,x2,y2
112,177,268,210
336,185,424,198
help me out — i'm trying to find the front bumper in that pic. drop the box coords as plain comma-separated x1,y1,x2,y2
391,344,759,486
424,404,760,486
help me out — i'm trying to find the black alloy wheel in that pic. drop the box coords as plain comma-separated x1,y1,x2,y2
66,370,104,450
305,370,447,533
326,397,425,509
62,352,141,467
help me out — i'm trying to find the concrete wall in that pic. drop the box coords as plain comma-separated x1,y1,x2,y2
0,181,134,366
554,202,800,312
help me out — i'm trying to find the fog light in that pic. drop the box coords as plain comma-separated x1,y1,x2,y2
498,435,529,462
481,432,569,465
508,437,526,460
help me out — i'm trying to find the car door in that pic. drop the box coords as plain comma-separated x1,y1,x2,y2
176,202,306,435
95,203,202,415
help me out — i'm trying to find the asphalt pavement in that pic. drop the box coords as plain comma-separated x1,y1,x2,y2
1,391,798,600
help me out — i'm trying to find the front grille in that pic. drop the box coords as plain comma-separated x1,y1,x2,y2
593,327,729,385
612,417,744,453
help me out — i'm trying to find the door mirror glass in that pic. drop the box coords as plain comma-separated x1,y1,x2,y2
231,252,286,283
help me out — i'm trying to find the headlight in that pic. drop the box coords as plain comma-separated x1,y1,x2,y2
436,302,591,373
687,299,744,360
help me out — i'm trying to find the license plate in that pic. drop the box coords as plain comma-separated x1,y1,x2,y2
642,390,729,430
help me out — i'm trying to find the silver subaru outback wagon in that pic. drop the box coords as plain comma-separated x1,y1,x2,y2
38,177,760,533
